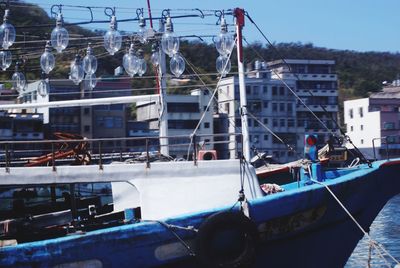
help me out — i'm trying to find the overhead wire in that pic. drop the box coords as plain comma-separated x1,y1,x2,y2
244,11,371,165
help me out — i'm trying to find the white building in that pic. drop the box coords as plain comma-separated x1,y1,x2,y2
344,87,400,159
268,59,339,144
217,62,304,162
136,89,214,159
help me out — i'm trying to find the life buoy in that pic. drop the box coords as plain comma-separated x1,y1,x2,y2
195,211,259,268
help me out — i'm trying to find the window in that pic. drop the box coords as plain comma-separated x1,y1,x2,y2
361,139,364,144
84,125,90,132
235,118,241,127
253,86,259,95
272,86,277,95
387,136,397,143
168,120,198,129
279,86,285,96
349,108,353,119
280,119,285,127
264,134,269,141
350,126,353,131
248,119,252,127
287,103,293,113
263,86,268,94
249,101,262,112
288,119,295,127
279,103,285,112
273,119,278,127
246,86,251,95
168,103,199,113
254,135,260,143
263,118,268,124
84,108,90,115
263,101,268,109
204,122,210,129
254,120,259,127
383,122,395,130
225,103,230,113
105,117,114,128
359,107,364,117
272,103,278,112
360,125,364,131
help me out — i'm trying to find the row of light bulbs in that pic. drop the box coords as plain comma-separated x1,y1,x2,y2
0,8,235,96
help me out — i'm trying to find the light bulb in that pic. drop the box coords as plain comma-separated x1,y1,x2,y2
215,17,234,56
137,15,147,44
136,49,147,77
84,73,97,90
150,51,159,67
83,44,97,74
122,44,138,77
104,15,122,55
161,16,179,57
0,50,11,71
150,44,159,67
0,10,16,49
37,79,49,97
69,55,84,85
12,64,26,93
40,41,55,74
50,12,69,53
170,53,185,77
216,55,231,77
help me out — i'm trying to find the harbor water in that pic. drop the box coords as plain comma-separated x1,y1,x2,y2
346,194,400,267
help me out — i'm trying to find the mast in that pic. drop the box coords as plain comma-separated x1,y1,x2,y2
158,20,169,156
234,8,250,161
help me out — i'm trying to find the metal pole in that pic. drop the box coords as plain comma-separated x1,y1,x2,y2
372,138,377,161
234,8,251,161
98,141,103,170
70,183,77,221
158,20,169,156
51,142,56,171
385,137,389,160
146,138,150,168
5,143,10,173
193,134,197,165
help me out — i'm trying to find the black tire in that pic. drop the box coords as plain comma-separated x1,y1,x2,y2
195,211,259,268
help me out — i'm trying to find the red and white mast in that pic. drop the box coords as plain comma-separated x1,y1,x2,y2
234,8,251,161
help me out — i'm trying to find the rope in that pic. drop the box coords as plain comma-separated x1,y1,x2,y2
311,179,400,266
246,111,299,157
243,14,371,166
151,220,197,257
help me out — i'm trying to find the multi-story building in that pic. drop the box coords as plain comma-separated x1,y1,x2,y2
344,86,400,159
126,121,159,152
24,80,82,135
0,111,44,158
217,61,304,162
24,77,131,146
136,88,214,159
268,59,339,144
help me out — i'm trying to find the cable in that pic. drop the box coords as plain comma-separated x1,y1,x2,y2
244,12,371,165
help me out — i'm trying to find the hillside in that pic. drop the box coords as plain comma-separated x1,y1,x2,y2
4,2,400,101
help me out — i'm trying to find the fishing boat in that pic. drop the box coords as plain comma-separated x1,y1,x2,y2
1,7,400,268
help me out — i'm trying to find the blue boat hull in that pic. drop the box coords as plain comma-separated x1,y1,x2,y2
1,160,400,267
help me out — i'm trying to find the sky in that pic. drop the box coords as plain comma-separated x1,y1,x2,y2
27,0,400,53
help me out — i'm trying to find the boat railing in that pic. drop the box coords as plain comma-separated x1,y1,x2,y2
372,137,389,161
0,132,243,171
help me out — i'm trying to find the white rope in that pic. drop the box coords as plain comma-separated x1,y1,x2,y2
311,178,400,266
